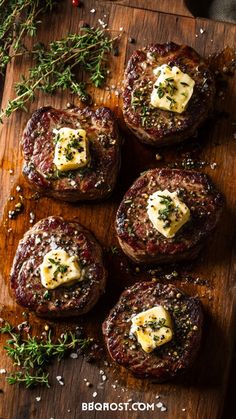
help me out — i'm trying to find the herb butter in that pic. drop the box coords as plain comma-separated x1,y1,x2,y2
150,64,195,113
147,189,190,238
40,249,81,289
53,127,90,171
130,306,173,353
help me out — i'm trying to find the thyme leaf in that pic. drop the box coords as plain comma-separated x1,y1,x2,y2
157,195,175,225
48,258,68,278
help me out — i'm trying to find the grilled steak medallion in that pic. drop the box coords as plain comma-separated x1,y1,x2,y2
123,42,215,146
21,106,121,201
103,281,203,380
10,217,107,317
116,168,223,264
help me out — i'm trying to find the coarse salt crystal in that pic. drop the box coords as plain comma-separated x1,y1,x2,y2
0,369,6,374
92,392,97,398
56,375,63,382
35,396,41,402
156,402,163,408
70,352,78,359
98,19,107,28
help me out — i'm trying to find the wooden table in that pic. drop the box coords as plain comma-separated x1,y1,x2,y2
0,1,235,418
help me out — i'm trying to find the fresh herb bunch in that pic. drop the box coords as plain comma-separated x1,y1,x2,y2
0,0,56,75
0,321,92,388
0,27,117,122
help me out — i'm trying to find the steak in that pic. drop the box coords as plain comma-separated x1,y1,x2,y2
10,216,107,318
116,168,223,264
21,106,121,201
103,281,203,381
123,42,215,146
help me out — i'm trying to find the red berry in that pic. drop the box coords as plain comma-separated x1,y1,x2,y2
72,0,80,6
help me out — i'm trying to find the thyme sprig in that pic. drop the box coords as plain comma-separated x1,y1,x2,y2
0,321,92,388
0,27,118,122
7,371,50,388
0,0,56,75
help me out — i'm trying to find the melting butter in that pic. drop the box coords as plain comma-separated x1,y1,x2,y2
147,189,190,238
150,64,195,113
53,127,90,171
130,306,173,353
40,249,81,289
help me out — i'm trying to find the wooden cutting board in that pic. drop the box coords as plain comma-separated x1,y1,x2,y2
0,1,235,418
104,0,192,16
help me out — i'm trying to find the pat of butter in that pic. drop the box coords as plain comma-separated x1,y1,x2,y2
147,189,190,238
130,306,173,353
150,64,195,113
53,127,90,172
40,249,81,289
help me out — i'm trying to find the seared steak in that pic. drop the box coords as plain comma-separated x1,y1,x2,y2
116,168,223,264
21,106,121,201
10,216,107,317
123,42,215,146
103,281,203,381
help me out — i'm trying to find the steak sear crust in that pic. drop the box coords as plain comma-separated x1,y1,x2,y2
116,168,223,264
103,281,203,381
10,216,107,317
21,106,121,201
123,42,215,146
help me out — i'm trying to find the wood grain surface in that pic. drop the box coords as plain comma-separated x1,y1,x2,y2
103,0,192,17
0,1,235,419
